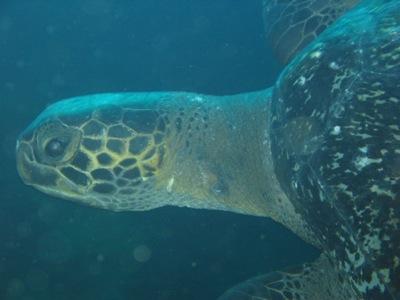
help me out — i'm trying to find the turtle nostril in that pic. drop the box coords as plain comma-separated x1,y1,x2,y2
45,138,66,158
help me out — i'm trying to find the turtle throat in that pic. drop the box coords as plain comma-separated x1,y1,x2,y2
158,89,281,217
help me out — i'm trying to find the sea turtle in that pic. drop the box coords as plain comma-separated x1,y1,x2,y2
16,0,399,299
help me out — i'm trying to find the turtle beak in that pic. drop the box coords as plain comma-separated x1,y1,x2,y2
16,139,34,185
16,127,35,184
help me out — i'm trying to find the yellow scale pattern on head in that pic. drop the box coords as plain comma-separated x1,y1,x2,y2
62,111,166,194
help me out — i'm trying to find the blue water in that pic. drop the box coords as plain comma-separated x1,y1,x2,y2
0,1,318,299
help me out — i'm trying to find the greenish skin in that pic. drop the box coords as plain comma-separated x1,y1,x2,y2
16,0,400,299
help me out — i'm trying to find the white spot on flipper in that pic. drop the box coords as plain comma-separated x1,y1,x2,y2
345,247,365,268
310,50,322,59
354,155,382,170
329,61,340,70
331,126,341,135
363,231,382,251
297,76,306,86
167,176,175,193
370,184,395,199
356,269,390,293
191,96,204,103
359,146,368,154
394,256,400,268
334,153,344,161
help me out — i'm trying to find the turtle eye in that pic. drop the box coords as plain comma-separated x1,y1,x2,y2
45,138,66,158
33,120,81,165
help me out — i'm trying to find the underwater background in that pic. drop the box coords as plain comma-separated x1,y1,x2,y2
0,1,318,299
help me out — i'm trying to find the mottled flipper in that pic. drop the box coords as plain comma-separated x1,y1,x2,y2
218,254,358,300
262,0,359,64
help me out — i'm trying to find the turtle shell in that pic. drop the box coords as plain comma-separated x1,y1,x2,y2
270,1,400,297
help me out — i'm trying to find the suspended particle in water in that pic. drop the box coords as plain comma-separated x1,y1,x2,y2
133,245,152,263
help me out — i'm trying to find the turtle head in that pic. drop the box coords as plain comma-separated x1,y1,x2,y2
17,91,271,215
16,93,172,211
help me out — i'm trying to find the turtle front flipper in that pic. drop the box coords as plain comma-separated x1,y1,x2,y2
263,0,360,64
218,254,358,300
